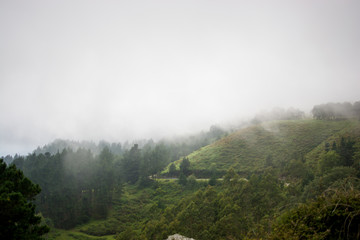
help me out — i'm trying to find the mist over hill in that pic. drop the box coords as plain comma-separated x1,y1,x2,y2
2,0,360,238
3,100,360,239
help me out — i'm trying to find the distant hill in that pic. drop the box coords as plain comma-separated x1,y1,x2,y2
167,119,360,176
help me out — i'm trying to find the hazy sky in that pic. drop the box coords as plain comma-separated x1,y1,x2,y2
1,0,359,156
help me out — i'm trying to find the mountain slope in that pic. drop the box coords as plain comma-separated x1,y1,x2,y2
172,120,360,174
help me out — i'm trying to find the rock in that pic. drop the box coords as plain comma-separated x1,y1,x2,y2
166,234,195,240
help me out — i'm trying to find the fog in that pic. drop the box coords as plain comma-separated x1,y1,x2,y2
1,0,360,156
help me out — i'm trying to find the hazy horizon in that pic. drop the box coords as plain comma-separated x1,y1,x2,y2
1,0,360,156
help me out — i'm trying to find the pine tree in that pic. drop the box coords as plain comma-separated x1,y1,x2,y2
0,159,49,239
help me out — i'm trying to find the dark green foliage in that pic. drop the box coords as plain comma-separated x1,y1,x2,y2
271,181,360,240
284,159,311,181
187,175,198,188
317,137,356,174
168,163,177,177
208,164,217,186
265,154,274,167
332,141,337,151
116,227,139,240
144,168,286,240
122,144,141,184
222,167,238,186
320,150,342,173
208,175,217,186
0,159,49,239
302,167,357,200
180,157,191,176
325,142,330,152
338,137,355,166
12,148,123,229
140,143,171,182
178,173,187,186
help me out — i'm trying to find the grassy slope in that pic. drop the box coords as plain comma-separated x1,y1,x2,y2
169,120,359,174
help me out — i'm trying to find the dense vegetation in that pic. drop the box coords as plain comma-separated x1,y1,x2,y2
271,180,360,240
3,102,360,239
0,159,49,239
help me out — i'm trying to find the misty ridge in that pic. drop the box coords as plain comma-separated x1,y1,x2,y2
3,101,360,161
0,106,309,160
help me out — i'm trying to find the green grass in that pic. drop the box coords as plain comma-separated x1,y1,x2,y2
167,120,360,174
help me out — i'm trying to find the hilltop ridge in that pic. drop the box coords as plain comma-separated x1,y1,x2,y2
167,119,360,175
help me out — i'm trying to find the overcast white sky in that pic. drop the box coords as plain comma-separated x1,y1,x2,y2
1,0,360,156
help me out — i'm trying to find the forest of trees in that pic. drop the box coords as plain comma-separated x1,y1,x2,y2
12,148,118,228
11,143,174,229
312,101,360,120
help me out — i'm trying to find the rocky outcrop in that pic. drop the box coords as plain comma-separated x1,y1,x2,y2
166,234,195,240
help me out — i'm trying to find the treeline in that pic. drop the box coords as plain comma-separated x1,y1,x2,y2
33,139,124,156
28,125,227,164
12,148,120,229
312,101,360,120
12,143,171,229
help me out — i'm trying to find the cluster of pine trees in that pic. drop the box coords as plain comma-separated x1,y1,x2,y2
12,148,120,228
11,144,170,228
0,159,49,239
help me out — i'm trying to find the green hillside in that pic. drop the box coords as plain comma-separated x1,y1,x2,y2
45,181,206,240
170,120,360,175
